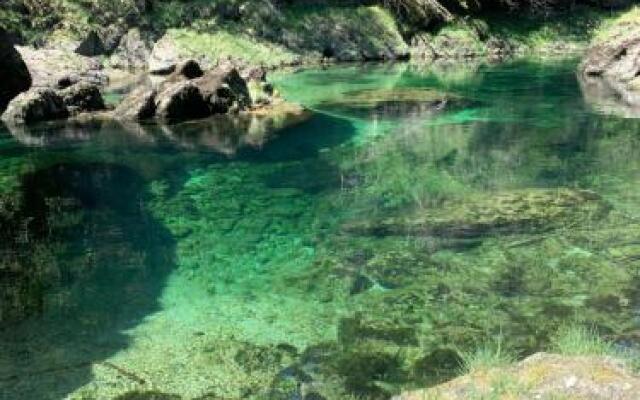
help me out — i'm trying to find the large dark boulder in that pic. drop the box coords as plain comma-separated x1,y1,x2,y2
75,31,107,57
155,81,210,121
59,82,106,115
1,89,69,125
194,66,251,113
0,28,32,113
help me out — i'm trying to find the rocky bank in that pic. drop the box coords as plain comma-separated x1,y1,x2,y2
395,353,640,400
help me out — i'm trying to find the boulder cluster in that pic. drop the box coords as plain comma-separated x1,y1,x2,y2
1,54,276,126
2,80,106,125
114,60,272,122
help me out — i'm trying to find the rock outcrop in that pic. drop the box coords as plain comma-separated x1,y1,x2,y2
116,60,261,122
59,82,106,115
2,82,106,125
16,46,108,88
148,34,182,75
109,28,152,70
0,28,32,113
579,9,640,112
395,353,640,400
1,89,69,125
113,87,157,120
344,188,610,238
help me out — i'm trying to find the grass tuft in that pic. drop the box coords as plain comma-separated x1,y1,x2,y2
551,324,616,357
460,336,515,373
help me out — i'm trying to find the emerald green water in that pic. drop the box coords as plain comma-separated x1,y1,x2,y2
2,59,640,399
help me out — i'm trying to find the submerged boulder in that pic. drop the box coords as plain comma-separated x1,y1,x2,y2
1,89,69,125
345,188,610,238
0,28,32,113
321,87,473,120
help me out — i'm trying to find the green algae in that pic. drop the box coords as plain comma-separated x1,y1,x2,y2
3,59,640,399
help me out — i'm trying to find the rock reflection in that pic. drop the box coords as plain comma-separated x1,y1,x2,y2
2,102,311,156
579,75,640,118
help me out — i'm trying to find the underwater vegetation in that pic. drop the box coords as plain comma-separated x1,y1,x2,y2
3,59,640,399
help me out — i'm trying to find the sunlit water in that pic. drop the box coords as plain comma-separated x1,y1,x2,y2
2,59,640,400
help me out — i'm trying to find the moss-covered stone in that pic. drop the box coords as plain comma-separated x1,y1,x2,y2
345,188,611,238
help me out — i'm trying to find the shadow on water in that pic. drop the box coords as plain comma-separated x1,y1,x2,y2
0,108,358,399
0,162,176,400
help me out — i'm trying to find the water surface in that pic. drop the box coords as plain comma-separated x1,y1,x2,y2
2,59,640,399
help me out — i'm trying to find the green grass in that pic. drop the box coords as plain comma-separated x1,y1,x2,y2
483,7,616,53
460,336,515,373
166,28,300,68
551,324,616,357
280,5,406,54
593,6,640,43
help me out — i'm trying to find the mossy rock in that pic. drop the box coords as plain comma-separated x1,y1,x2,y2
346,188,611,238
363,250,434,288
332,342,406,399
113,391,181,400
234,341,297,373
339,313,419,347
319,88,474,120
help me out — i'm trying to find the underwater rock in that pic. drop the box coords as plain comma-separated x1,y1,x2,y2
113,391,182,400
320,88,474,120
395,353,640,400
339,313,418,346
332,343,403,399
234,341,297,373
363,250,433,289
303,392,326,400
345,188,611,239
350,274,374,295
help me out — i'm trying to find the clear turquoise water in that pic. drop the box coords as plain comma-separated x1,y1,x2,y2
2,59,640,399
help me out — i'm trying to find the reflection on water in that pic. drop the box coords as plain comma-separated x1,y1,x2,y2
2,59,640,399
